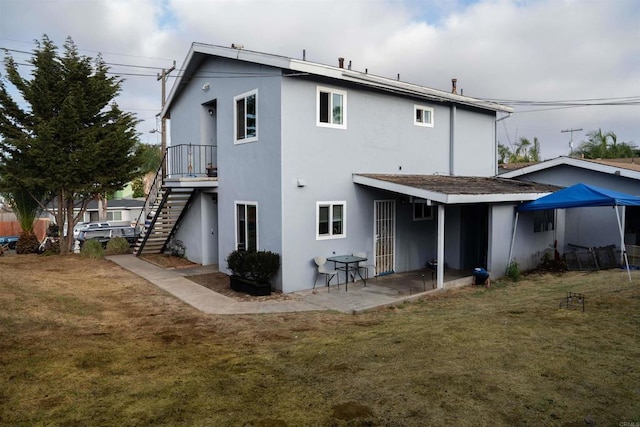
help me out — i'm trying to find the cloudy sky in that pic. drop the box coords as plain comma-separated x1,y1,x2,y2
0,0,638,160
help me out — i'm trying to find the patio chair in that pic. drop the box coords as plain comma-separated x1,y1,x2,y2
314,256,339,291
352,252,375,282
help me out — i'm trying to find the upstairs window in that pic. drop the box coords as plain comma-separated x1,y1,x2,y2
317,86,346,129
317,201,346,239
234,90,258,143
414,105,434,127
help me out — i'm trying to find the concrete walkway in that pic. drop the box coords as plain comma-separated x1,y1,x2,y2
108,254,448,314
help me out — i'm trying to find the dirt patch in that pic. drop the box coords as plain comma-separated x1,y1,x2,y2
140,253,197,269
141,254,295,302
186,272,297,302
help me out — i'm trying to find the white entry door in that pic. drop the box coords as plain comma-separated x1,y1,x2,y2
375,200,396,276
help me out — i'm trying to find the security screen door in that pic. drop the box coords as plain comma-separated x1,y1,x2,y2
374,200,395,276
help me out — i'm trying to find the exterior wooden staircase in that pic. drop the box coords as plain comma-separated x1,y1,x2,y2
133,165,195,256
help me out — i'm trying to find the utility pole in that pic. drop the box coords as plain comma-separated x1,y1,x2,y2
157,60,176,178
562,128,582,156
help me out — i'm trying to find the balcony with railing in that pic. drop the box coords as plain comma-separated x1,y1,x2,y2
166,144,218,184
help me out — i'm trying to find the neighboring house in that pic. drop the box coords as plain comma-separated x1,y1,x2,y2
136,43,560,293
81,198,144,226
44,198,144,229
500,156,640,257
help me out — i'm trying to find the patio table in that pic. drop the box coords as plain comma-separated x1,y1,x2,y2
327,254,367,291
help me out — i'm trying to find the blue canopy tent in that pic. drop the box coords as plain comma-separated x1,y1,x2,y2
508,183,640,281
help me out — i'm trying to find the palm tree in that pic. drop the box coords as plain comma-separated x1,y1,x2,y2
529,137,541,162
577,129,636,159
498,144,511,164
512,137,531,162
8,188,43,253
498,137,542,164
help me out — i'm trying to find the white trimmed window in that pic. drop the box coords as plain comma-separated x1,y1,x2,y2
413,203,434,221
106,211,123,221
316,201,346,239
234,90,258,144
414,105,434,127
317,86,346,129
235,202,258,251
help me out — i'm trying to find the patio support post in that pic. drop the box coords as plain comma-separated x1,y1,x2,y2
437,204,445,289
508,211,519,269
614,205,632,282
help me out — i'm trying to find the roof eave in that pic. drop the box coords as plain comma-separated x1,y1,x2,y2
352,174,552,204
162,43,513,117
499,156,640,180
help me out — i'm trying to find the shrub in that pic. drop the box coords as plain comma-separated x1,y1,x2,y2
247,250,280,284
226,249,280,283
81,239,104,259
506,259,521,282
106,237,131,255
16,231,39,254
226,249,249,278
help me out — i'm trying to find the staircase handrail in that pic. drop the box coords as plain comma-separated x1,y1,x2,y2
135,151,166,232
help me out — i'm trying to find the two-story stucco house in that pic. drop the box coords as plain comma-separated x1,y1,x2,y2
135,43,559,293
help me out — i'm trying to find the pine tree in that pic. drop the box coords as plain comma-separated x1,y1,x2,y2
0,35,142,253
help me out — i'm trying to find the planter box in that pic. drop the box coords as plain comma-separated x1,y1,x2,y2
229,275,271,296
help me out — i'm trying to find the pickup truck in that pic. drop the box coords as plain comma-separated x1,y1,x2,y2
0,235,19,250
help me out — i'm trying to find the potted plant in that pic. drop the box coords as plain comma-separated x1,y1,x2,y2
206,163,217,177
226,249,280,296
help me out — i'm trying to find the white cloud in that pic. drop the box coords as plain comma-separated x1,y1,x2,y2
0,0,638,157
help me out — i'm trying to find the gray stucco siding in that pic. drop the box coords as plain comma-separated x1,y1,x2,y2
513,165,640,195
169,57,284,287
168,55,512,292
489,204,565,276
175,191,218,266
279,77,459,291
452,108,496,177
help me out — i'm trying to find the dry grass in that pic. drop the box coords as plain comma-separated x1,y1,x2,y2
1,253,639,426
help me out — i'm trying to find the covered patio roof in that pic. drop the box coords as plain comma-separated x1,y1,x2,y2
353,174,561,204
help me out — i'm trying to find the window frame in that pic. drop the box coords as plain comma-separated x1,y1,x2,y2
533,209,555,233
234,89,258,144
316,201,346,240
235,201,259,251
106,211,122,221
413,202,434,221
316,86,347,129
414,104,434,128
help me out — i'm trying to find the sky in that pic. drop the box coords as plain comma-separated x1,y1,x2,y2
0,0,638,160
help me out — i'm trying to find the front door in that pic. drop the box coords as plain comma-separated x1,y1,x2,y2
375,200,396,276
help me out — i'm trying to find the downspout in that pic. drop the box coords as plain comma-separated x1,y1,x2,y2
449,105,456,176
